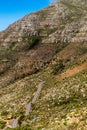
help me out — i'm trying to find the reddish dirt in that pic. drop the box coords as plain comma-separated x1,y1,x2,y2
58,62,87,79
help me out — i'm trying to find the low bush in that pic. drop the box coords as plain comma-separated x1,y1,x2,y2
52,60,65,75
23,34,41,49
1,110,9,116
0,120,6,129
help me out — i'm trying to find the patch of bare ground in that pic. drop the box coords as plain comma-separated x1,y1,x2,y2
57,62,87,79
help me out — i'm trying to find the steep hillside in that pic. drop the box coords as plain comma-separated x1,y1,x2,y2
0,0,87,129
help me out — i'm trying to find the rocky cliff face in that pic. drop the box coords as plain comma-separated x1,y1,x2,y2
0,1,87,129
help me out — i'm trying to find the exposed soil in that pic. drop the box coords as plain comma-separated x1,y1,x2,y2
58,62,87,79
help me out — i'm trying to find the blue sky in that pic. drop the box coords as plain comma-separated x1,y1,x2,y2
0,0,51,31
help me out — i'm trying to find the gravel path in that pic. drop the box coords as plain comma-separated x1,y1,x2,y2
25,81,45,116
7,81,45,128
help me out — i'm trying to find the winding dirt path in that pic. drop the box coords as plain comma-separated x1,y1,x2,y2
58,62,87,79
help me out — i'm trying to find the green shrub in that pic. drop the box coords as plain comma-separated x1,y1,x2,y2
1,110,9,116
9,42,17,50
18,115,25,126
8,125,33,130
0,120,6,129
52,60,65,75
37,126,44,130
47,28,57,35
23,34,41,49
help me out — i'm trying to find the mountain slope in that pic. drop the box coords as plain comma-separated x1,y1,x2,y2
0,0,87,129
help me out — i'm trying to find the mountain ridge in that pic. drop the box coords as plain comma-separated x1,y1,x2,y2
0,0,87,129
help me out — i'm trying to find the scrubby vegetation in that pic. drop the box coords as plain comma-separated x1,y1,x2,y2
0,0,87,129
7,125,33,130
0,120,6,129
51,60,65,75
23,34,41,49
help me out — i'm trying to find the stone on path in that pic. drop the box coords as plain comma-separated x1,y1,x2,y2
25,102,32,116
7,118,19,128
